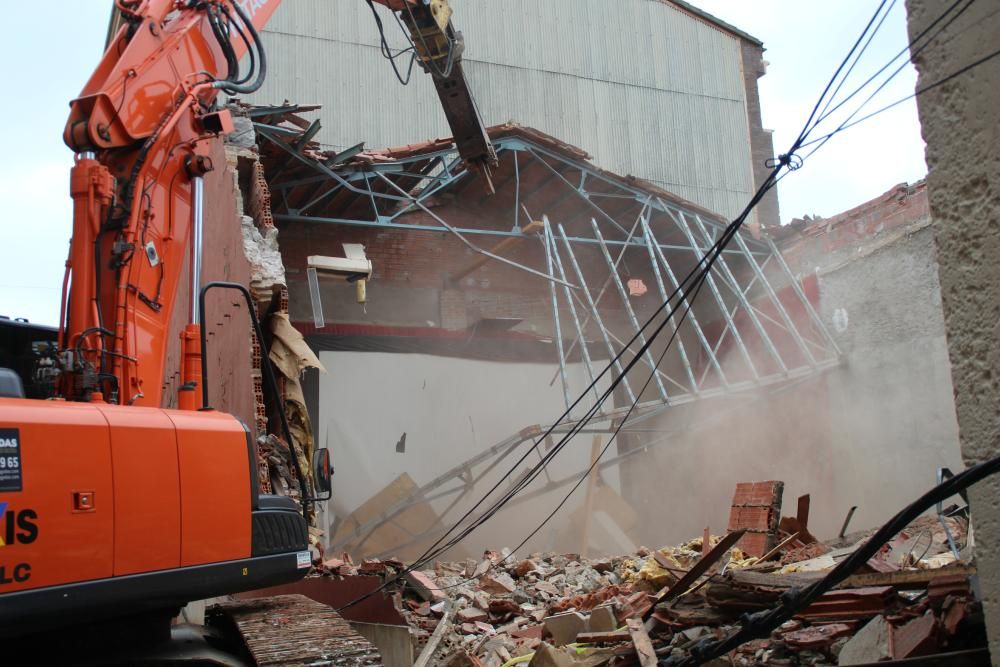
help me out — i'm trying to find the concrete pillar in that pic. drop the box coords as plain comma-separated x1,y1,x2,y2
905,1,1000,659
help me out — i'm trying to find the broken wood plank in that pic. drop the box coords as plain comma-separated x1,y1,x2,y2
758,531,801,563
413,604,452,667
576,629,632,644
844,564,977,590
626,618,658,667
644,529,746,620
727,564,977,593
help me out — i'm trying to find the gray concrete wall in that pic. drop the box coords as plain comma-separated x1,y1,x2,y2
906,1,1000,659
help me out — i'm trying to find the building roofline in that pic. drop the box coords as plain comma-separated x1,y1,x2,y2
663,0,764,47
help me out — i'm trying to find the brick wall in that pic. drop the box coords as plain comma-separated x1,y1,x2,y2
776,181,930,272
277,207,653,342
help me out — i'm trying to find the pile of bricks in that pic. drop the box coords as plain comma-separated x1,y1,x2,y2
312,481,980,666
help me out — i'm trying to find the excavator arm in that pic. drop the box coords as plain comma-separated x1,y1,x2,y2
0,0,495,650
60,0,495,409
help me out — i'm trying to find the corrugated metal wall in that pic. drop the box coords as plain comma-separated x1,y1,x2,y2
246,0,755,219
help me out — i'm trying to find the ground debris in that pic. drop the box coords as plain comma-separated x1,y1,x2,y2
320,486,979,666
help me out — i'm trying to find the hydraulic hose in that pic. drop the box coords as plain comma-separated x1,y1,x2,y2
213,0,267,95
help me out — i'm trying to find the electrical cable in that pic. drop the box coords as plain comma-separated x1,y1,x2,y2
799,0,979,163
799,41,1000,156
807,0,975,134
335,158,789,612
793,0,894,148
333,0,959,605
813,0,899,125
334,0,994,614
414,157,790,566
663,452,1000,666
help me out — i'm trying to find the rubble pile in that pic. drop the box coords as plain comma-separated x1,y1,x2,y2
318,509,982,666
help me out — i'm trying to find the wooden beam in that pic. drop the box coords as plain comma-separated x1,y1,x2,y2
413,604,452,667
626,618,658,667
644,529,747,620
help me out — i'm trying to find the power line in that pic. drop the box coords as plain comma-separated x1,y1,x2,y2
334,0,996,615
813,0,899,130
800,42,1000,155
807,0,975,135
334,0,889,612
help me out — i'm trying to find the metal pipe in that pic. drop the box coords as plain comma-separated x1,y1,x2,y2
555,223,636,404
669,208,760,381
545,219,602,404
640,216,698,392
190,175,205,325
525,149,630,237
590,219,669,400
372,172,576,289
765,236,844,357
687,212,787,374
275,211,748,254
542,229,572,412
641,216,728,389
729,228,818,367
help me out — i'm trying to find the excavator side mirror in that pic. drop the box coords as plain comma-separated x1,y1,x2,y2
312,448,333,500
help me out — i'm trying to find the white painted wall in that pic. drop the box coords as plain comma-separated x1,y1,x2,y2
317,350,619,557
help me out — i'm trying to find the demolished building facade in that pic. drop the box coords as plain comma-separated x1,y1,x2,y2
109,1,989,663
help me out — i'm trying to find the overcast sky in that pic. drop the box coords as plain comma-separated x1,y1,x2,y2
0,1,926,326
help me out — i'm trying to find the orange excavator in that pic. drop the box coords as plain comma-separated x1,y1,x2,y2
0,0,495,662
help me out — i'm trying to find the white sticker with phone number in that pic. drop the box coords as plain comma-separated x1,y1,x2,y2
297,550,312,569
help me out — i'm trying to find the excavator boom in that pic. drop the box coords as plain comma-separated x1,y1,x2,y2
0,0,496,656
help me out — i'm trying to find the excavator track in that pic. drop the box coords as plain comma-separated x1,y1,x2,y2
212,594,384,666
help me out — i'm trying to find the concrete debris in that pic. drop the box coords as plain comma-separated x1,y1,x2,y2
837,615,890,665
225,111,257,150
240,215,286,297
543,611,587,646
307,483,978,666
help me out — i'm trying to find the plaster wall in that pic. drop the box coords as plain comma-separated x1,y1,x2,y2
628,222,962,547
906,1,1000,658
315,350,617,558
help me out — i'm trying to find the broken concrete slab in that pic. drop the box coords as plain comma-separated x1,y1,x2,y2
838,615,890,665
588,605,617,633
543,611,588,646
480,572,517,594
405,570,446,603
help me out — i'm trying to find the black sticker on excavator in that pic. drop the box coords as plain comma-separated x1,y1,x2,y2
0,429,22,492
